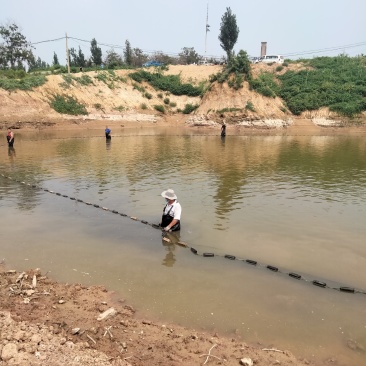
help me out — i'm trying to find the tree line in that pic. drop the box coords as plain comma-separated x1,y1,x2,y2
0,8,239,71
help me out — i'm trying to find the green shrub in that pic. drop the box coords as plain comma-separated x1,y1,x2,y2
169,101,177,107
140,103,148,110
213,50,251,89
182,103,198,114
94,70,123,89
144,92,153,99
62,74,73,85
74,74,94,86
132,82,145,93
50,94,88,115
0,69,27,79
278,55,366,116
163,97,170,105
154,104,165,113
94,103,104,111
245,101,256,112
276,66,284,72
157,93,163,98
114,105,126,112
129,70,203,96
249,72,279,98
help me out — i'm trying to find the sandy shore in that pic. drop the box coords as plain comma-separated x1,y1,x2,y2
0,266,322,366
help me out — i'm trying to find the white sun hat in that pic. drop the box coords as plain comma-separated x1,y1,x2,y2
161,189,177,200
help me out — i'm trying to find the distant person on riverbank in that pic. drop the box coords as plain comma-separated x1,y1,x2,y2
159,189,182,232
105,126,111,139
221,122,226,137
6,128,14,147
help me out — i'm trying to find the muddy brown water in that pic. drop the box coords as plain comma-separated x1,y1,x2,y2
1,127,365,365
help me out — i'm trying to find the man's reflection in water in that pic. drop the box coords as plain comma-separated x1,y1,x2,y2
106,139,111,151
8,146,16,160
161,231,181,267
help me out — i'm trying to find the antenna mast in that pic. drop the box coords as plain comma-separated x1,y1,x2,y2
205,3,210,60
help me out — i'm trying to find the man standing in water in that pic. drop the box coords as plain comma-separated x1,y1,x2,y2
6,128,14,147
221,122,226,137
105,126,111,139
160,189,182,232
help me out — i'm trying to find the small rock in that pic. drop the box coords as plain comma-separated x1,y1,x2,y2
58,299,65,304
71,328,80,335
240,358,253,366
97,307,117,321
1,343,18,361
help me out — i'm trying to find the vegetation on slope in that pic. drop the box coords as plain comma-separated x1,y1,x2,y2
278,55,366,117
129,69,204,96
212,52,366,118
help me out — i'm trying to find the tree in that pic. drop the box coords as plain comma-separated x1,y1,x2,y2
104,49,123,68
28,55,48,71
124,39,132,66
69,46,86,67
0,22,34,69
132,48,148,67
90,38,102,66
77,46,86,67
151,51,174,65
178,47,199,65
53,52,59,66
218,7,239,62
69,47,77,67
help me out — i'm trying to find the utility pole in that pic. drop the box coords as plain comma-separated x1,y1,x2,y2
66,32,70,74
205,3,210,61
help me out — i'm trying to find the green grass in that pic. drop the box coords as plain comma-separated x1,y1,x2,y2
50,94,88,115
0,73,47,91
129,70,203,96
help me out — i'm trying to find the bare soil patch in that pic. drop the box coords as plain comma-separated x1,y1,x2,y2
0,267,325,366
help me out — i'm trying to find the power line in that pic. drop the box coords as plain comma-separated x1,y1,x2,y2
281,42,366,57
30,35,366,59
32,37,65,45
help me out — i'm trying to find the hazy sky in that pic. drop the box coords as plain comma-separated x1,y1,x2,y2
2,0,365,64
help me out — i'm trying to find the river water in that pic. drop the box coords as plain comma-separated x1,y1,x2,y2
1,127,365,365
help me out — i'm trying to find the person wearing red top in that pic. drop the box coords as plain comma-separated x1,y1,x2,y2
6,128,14,147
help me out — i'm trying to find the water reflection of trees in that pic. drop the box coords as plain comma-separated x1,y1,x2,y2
52,134,366,220
3,134,365,218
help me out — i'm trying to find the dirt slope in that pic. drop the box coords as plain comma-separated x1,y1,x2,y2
0,65,291,128
1,64,364,132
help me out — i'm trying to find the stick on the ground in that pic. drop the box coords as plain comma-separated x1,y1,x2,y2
262,348,284,353
199,344,221,365
86,334,96,344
